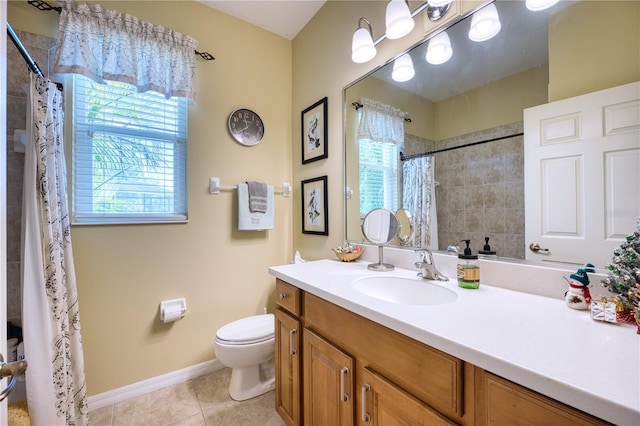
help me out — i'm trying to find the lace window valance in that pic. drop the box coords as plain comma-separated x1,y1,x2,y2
357,98,407,147
54,0,198,100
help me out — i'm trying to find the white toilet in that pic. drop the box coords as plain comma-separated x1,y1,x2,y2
214,313,276,401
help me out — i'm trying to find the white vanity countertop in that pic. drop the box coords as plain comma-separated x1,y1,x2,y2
269,259,640,425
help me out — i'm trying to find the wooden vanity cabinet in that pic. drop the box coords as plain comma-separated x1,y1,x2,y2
275,280,302,426
274,278,609,426
304,292,466,424
474,369,609,426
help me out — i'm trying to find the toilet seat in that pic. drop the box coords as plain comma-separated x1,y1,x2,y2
216,314,274,345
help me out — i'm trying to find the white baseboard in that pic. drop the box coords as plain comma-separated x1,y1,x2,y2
87,359,225,411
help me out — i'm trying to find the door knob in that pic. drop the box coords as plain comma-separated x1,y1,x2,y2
529,243,550,254
0,353,28,402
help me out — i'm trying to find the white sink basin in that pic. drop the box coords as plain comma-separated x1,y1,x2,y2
351,276,458,306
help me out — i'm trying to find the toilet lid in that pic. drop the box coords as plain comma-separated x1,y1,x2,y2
216,314,274,344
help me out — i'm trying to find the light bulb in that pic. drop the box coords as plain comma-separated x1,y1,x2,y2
352,27,376,63
392,53,415,82
468,3,501,42
526,0,560,11
426,31,452,65
386,0,415,40
427,0,453,7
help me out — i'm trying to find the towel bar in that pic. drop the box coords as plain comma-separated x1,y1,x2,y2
209,177,291,197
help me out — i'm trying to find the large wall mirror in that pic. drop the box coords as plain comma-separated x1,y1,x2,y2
344,0,639,268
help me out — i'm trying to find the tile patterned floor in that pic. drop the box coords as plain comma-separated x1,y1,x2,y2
89,368,285,426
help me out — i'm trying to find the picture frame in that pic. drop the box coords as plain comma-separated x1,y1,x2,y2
301,97,328,164
301,176,328,235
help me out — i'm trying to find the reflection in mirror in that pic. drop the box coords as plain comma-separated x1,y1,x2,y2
396,208,414,245
345,0,639,268
362,208,399,245
361,208,399,271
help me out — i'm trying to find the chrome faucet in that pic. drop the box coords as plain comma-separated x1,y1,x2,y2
414,249,449,281
447,244,460,255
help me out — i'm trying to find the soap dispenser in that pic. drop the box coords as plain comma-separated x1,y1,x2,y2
457,239,480,289
478,237,497,257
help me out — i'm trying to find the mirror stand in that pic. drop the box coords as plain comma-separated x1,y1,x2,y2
368,245,395,271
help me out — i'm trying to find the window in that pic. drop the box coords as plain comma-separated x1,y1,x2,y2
358,139,399,216
71,76,188,224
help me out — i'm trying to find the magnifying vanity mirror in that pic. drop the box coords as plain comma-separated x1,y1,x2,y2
396,208,414,246
345,0,639,269
361,208,400,271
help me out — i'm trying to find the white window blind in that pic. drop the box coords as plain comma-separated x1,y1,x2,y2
358,139,399,217
72,75,188,224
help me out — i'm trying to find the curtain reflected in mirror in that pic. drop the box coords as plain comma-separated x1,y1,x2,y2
402,155,437,249
353,99,439,249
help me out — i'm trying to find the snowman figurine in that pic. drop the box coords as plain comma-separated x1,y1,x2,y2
564,264,595,310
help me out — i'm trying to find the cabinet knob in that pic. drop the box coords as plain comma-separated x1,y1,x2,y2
279,293,287,300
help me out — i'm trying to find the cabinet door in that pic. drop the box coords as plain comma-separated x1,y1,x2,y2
303,329,355,426
275,308,301,426
359,367,455,426
475,369,607,426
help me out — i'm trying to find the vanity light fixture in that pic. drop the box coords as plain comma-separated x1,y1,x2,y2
426,31,452,65
352,18,377,63
468,3,501,42
392,53,415,82
427,0,453,7
525,0,560,11
385,0,415,40
350,1,440,64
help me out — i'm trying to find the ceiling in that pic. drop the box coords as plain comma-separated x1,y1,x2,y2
197,0,327,40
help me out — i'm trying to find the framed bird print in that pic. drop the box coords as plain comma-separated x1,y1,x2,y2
301,176,328,235
301,97,328,164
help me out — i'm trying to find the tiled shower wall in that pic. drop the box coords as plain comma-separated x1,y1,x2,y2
435,122,525,259
5,30,56,324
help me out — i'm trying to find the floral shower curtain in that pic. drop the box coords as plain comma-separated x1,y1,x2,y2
402,156,438,249
22,75,88,425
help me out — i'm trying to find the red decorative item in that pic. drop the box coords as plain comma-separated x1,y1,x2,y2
616,309,636,326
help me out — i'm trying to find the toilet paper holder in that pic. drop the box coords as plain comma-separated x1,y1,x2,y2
160,298,187,323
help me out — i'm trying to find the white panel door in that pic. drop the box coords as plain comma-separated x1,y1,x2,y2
524,82,640,268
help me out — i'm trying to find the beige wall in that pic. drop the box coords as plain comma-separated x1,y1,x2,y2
548,1,640,101
433,65,549,140
8,0,293,395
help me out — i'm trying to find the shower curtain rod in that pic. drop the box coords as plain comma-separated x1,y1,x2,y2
7,21,45,79
26,0,216,61
399,132,524,161
6,21,63,91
